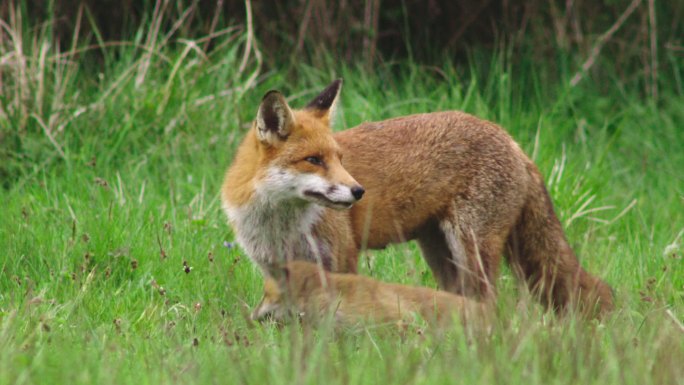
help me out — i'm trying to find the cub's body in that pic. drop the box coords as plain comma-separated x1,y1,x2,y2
252,261,487,327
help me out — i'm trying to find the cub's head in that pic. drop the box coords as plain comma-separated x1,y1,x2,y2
253,80,364,209
250,273,291,323
250,261,326,322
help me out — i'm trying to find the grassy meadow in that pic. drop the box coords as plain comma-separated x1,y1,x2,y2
1,5,683,385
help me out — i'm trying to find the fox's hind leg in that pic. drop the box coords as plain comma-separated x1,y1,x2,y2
416,220,464,294
417,217,501,300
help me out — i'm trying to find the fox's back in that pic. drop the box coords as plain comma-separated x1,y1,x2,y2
334,111,532,248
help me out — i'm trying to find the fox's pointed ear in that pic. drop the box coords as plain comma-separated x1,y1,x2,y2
256,91,296,145
305,79,342,124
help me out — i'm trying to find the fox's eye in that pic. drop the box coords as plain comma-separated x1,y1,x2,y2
305,156,324,166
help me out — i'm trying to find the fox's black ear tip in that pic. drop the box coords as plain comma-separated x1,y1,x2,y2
262,90,282,100
305,80,343,111
328,79,343,90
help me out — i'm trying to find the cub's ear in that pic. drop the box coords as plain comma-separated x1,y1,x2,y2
256,90,296,145
263,262,290,282
305,79,342,124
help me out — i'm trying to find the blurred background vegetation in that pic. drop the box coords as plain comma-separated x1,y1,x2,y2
4,0,683,88
1,0,683,185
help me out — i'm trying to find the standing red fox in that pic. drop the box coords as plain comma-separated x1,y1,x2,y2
221,79,614,317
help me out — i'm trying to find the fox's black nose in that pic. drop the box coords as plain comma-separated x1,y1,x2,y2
351,186,365,200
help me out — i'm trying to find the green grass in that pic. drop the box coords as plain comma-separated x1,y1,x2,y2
1,18,683,385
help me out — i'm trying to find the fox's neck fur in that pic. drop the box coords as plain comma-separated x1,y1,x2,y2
223,192,332,270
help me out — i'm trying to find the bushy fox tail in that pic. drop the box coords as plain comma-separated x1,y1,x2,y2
506,165,614,318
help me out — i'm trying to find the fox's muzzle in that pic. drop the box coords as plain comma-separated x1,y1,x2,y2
351,186,365,200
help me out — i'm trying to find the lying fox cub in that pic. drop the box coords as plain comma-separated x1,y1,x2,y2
251,261,490,327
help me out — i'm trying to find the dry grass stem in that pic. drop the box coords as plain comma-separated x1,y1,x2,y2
570,0,643,87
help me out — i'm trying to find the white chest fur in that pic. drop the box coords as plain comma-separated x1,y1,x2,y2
223,196,329,269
